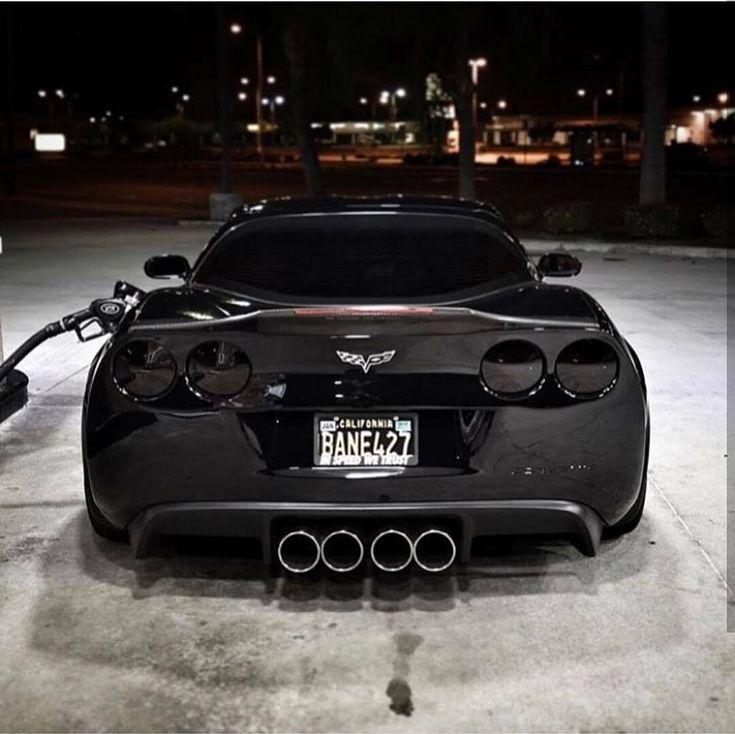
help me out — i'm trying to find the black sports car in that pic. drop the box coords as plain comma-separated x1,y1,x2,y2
83,196,649,573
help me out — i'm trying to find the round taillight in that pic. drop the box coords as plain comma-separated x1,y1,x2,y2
555,339,618,397
481,340,544,398
186,341,251,398
113,340,176,399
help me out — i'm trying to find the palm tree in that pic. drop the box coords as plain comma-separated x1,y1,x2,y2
284,11,324,198
639,3,668,205
456,23,476,200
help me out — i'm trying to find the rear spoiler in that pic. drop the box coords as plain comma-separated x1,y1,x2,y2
129,305,599,335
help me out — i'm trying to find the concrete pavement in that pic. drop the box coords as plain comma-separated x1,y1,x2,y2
0,220,732,732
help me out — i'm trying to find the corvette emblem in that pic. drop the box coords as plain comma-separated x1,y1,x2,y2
336,350,396,374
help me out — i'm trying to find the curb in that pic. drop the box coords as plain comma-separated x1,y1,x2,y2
177,220,734,259
522,239,734,259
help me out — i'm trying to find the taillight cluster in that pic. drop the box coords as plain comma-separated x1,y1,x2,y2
113,339,251,402
481,338,618,400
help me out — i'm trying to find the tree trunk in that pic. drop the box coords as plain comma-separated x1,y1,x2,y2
215,3,232,194
4,6,16,196
456,27,475,200
639,3,667,205
284,14,324,197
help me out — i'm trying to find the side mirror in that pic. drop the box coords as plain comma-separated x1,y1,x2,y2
537,252,582,278
144,254,191,280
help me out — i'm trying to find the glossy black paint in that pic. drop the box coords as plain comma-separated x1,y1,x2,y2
82,196,649,558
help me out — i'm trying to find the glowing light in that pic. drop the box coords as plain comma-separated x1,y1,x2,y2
240,77,249,85
237,91,247,101
55,89,64,99
468,57,487,68
171,86,179,94
605,88,614,96
230,23,242,34
37,89,47,98
262,98,270,105
577,88,586,97
89,116,96,124
497,99,507,110
718,92,729,105
266,75,276,84
274,95,285,105
395,88,406,98
34,133,66,152
181,94,190,102
359,97,368,105
479,101,488,109
692,95,700,103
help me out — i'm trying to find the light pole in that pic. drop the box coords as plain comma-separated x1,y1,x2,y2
576,86,615,164
468,57,487,141
379,88,406,123
262,94,285,144
255,34,264,162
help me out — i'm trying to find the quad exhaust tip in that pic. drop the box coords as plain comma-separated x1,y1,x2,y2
321,529,364,573
412,528,457,573
277,529,321,574
370,529,414,573
278,526,458,574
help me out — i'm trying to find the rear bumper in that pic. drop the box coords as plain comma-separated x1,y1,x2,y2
128,499,605,561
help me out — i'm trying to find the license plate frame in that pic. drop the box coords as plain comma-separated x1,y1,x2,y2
313,413,419,468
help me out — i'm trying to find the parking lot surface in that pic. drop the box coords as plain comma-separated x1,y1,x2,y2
0,221,732,732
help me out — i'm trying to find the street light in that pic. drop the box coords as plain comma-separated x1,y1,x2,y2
181,94,190,103
359,97,368,105
171,86,179,94
240,77,249,85
577,88,586,97
467,57,487,86
266,75,276,85
230,23,242,34
468,58,487,142
237,91,248,101
479,101,487,110
692,95,701,103
379,89,405,120
274,95,285,105
605,88,614,96
718,92,729,105
89,116,96,124
497,99,507,110
37,89,47,98
55,89,64,99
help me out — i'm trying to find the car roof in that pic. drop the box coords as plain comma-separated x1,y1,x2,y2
222,195,509,231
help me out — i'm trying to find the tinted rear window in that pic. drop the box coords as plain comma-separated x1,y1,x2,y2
193,213,530,301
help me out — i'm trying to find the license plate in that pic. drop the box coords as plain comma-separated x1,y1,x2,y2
314,413,418,467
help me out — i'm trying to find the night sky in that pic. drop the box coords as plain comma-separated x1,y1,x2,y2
4,2,734,121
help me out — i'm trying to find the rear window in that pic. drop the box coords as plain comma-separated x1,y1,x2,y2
193,213,531,301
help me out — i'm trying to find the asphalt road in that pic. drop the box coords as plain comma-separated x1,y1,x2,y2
0,221,732,732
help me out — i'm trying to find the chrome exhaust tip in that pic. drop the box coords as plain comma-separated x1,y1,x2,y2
321,529,364,573
412,529,457,573
277,530,321,574
370,529,413,572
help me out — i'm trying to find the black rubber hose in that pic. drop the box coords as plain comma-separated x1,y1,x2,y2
0,321,65,384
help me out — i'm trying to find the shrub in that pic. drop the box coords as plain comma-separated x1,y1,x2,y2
700,206,734,240
624,203,680,238
542,201,594,234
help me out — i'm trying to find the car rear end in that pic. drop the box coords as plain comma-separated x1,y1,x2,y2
83,204,648,570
